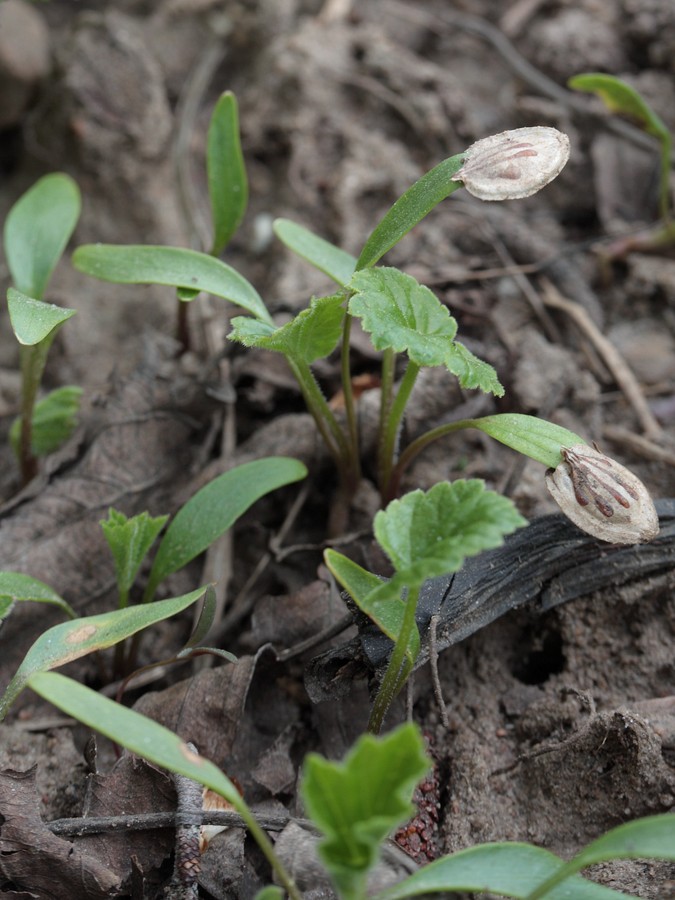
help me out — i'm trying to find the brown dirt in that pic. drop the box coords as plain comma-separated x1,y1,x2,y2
1,0,674,897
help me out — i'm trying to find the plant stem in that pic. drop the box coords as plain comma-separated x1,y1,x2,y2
659,131,673,223
367,582,420,734
340,313,361,482
378,360,420,500
376,348,395,481
287,357,356,489
18,340,52,485
232,798,302,900
386,416,480,502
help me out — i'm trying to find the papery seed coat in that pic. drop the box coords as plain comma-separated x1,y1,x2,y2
545,444,659,544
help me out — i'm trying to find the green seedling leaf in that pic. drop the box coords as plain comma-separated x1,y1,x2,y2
4,173,81,299
229,293,345,364
444,341,504,396
7,288,76,346
273,219,357,286
101,508,169,603
374,480,526,589
0,587,208,720
27,671,243,808
468,413,587,468
145,457,307,600
356,153,465,270
349,268,457,366
324,550,419,666
348,268,503,395
207,91,248,256
72,244,272,324
0,572,76,620
254,888,284,900
302,723,430,898
9,385,83,457
374,841,635,900
568,73,669,142
526,813,675,900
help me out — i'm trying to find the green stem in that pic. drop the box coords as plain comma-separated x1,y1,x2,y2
376,348,395,480
378,361,420,499
287,357,356,486
176,296,190,352
232,798,302,900
367,582,420,734
386,416,480,502
340,313,360,481
18,339,53,485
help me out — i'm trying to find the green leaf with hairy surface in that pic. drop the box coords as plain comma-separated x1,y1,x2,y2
0,572,75,620
444,341,504,396
0,587,210,720
0,598,13,620
10,385,83,457
145,458,307,600
568,74,669,142
229,293,345,364
4,173,81,299
101,508,169,603
302,723,429,898
7,288,76,346
526,813,675,900
208,91,248,256
323,549,419,664
273,219,357,286
28,671,243,806
72,244,271,324
349,268,458,366
374,480,526,589
373,841,636,900
468,414,587,468
356,154,465,270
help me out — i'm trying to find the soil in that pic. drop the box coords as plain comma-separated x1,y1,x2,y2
1,0,675,898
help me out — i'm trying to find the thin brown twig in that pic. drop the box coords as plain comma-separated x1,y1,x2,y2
540,279,662,440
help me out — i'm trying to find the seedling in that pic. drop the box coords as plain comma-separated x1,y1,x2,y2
73,117,577,505
19,677,675,899
0,455,307,701
569,72,675,257
3,173,82,484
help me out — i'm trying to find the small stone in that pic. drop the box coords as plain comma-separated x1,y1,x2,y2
0,0,50,129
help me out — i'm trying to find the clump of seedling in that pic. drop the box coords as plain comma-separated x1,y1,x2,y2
16,675,675,899
3,173,83,484
569,72,675,258
0,455,306,716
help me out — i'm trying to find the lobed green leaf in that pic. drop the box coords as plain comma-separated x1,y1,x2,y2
0,587,209,720
349,268,457,366
101,509,169,599
145,457,307,600
273,219,357,286
444,341,504,396
229,293,345,364
356,154,465,270
10,385,83,458
374,480,526,588
207,91,248,256
72,244,272,324
301,723,430,898
4,173,81,299
7,288,76,346
468,414,587,468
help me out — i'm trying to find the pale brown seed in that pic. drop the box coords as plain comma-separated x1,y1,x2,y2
453,127,570,201
545,444,659,544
